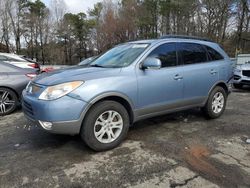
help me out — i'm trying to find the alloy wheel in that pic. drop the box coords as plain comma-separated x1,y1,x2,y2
94,110,123,144
0,90,16,115
212,92,224,114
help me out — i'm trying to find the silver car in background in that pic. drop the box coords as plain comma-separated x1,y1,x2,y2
0,61,37,115
233,55,250,89
0,53,40,72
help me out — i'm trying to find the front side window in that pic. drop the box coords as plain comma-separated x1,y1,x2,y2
147,43,177,67
178,43,208,65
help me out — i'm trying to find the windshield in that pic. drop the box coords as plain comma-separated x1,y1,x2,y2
90,43,149,68
79,56,97,66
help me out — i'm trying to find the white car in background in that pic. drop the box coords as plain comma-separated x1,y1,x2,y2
233,54,250,89
0,53,40,72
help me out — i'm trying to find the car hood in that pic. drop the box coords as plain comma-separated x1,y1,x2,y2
237,63,250,70
33,66,121,86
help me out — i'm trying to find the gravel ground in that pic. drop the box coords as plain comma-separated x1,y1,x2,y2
0,88,250,188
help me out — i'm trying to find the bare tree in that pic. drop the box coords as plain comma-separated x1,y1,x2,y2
0,0,12,52
5,0,27,53
236,0,249,53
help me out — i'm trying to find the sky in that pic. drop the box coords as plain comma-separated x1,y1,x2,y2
41,0,102,14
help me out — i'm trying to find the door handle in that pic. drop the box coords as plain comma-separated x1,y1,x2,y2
174,74,183,80
210,69,217,74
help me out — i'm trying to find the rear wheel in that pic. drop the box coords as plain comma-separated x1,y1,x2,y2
233,83,243,89
0,88,18,116
81,101,130,151
203,86,227,119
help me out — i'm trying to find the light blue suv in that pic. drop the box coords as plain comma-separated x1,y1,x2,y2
22,36,233,151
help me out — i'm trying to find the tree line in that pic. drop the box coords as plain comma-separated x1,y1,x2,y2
0,0,249,65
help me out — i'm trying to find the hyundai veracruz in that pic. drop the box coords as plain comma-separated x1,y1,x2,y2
22,36,233,151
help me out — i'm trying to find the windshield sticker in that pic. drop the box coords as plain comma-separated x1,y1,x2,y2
132,44,149,48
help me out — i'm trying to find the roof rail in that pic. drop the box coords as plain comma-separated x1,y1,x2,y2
159,35,213,42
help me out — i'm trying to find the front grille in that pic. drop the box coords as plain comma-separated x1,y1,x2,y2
242,70,250,77
22,100,34,118
241,80,250,84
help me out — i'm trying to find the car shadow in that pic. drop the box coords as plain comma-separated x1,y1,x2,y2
14,109,203,153
233,85,250,93
130,108,204,131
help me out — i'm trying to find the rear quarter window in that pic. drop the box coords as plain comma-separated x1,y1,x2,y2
205,46,224,61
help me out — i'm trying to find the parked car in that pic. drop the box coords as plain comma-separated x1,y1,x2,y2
233,54,250,89
0,53,40,72
0,61,37,115
22,36,233,151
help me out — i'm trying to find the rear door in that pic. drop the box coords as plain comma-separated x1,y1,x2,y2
177,42,219,105
205,45,230,82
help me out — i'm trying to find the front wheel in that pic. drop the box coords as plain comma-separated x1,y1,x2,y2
81,101,130,151
0,88,18,116
203,86,227,119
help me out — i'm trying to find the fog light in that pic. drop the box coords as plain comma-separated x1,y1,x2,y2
39,120,53,130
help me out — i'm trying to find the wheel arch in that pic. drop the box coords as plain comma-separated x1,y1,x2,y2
0,86,19,100
80,92,135,127
204,81,229,105
212,81,229,94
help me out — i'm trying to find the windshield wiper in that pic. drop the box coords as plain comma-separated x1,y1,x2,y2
89,64,105,68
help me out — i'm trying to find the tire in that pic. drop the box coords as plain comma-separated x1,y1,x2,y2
233,83,243,89
203,86,227,119
0,87,18,116
81,100,130,151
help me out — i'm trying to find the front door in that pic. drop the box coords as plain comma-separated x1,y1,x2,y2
136,42,184,116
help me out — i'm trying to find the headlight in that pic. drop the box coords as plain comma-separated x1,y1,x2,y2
39,81,84,100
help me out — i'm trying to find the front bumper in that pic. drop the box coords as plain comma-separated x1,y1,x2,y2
233,73,250,85
22,90,88,135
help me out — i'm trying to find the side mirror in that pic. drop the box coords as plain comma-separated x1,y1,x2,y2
141,57,161,70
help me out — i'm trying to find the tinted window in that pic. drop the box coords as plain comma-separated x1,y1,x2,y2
205,46,224,61
147,43,177,67
178,43,208,65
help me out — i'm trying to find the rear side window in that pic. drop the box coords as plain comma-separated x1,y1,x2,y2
205,46,224,61
177,43,208,65
147,43,177,67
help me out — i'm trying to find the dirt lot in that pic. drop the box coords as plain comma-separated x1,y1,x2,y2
0,88,250,188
